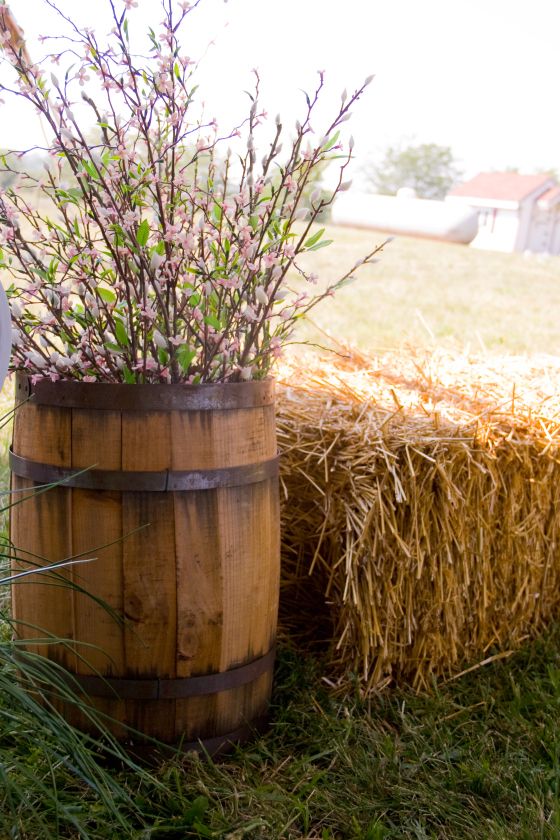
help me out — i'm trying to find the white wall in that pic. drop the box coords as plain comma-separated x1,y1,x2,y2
470,207,520,251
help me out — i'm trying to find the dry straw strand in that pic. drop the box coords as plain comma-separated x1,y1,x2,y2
277,347,560,693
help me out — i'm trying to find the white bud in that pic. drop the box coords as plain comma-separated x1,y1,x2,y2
275,113,281,126
349,135,355,151
150,251,165,273
10,300,23,319
44,288,60,307
27,350,47,368
294,207,309,220
339,180,352,191
152,329,167,349
310,188,322,205
364,74,375,86
341,88,347,104
338,112,352,123
240,366,253,381
50,72,59,88
255,286,269,306
241,304,256,322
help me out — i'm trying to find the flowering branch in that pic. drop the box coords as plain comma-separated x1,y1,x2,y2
0,1,383,384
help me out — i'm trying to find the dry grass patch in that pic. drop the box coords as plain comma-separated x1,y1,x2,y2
277,346,560,693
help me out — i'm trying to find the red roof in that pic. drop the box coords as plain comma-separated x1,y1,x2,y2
538,185,560,206
448,172,553,202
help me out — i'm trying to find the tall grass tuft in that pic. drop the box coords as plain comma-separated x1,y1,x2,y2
0,454,209,838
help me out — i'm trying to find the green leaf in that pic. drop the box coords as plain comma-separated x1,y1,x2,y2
114,318,130,347
81,159,99,181
304,227,325,249
204,314,221,330
97,287,116,304
177,345,196,373
122,367,136,384
322,130,340,151
157,348,169,365
188,293,201,308
136,219,150,247
308,239,333,252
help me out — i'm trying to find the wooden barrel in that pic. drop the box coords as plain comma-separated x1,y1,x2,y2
10,374,280,753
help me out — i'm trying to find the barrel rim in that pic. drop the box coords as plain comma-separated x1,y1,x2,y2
15,373,275,411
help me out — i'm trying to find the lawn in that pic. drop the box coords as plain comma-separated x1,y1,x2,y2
2,228,560,838
294,225,560,356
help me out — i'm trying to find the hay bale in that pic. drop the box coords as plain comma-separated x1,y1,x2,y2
276,347,560,693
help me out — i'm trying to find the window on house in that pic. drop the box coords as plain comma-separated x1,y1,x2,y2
479,208,497,232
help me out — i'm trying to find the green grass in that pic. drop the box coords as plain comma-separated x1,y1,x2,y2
4,637,560,838
3,230,560,837
294,225,560,356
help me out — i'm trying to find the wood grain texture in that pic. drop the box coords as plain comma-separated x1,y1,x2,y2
173,489,222,740
122,410,177,740
11,403,74,669
170,404,276,469
70,409,126,733
11,384,280,747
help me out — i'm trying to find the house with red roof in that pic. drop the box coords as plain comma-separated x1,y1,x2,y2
446,172,560,254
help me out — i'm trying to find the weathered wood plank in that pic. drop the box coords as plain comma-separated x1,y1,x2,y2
122,411,177,741
11,403,74,669
69,408,126,735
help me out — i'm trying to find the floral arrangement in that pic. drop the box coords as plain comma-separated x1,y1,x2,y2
0,0,382,384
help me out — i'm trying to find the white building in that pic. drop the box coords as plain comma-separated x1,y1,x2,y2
446,172,560,254
331,191,478,244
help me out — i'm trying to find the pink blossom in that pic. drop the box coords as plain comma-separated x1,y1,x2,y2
76,67,90,86
263,252,278,268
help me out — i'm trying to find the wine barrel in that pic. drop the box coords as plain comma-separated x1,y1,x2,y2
10,374,280,754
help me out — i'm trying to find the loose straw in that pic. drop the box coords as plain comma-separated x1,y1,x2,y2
277,347,560,694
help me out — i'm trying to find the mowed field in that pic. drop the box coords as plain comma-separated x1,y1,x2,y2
293,224,560,356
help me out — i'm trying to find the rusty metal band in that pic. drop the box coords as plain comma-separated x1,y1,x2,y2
127,716,270,761
63,646,275,701
15,373,275,411
9,449,279,492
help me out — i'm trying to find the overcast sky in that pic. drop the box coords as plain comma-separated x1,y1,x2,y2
1,0,558,181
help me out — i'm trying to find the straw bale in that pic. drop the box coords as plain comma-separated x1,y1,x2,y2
276,347,560,693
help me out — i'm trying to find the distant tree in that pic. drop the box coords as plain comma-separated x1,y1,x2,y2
364,142,463,199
